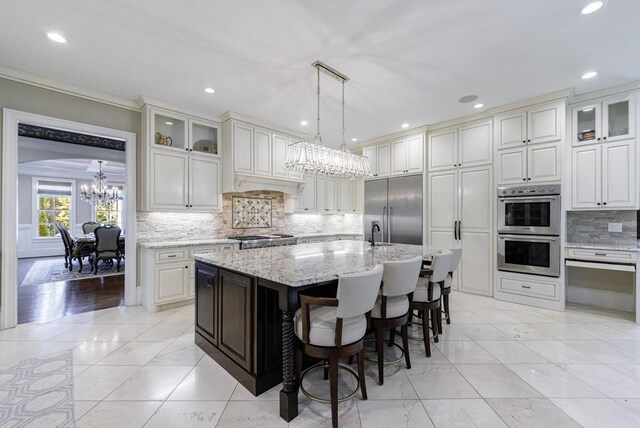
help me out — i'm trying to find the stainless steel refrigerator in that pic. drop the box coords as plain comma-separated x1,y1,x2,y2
363,175,423,245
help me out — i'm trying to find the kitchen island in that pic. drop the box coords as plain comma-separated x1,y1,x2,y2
192,240,438,422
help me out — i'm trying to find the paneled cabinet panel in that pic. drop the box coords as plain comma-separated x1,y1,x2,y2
429,130,457,171
572,95,636,146
497,148,527,184
391,134,424,175
496,112,527,149
497,143,560,184
195,265,218,345
234,124,254,174
189,155,220,210
429,121,492,172
253,128,272,176
218,269,253,371
572,145,601,209
149,150,189,210
495,101,563,149
155,262,189,304
376,144,391,177
363,146,377,176
272,134,289,178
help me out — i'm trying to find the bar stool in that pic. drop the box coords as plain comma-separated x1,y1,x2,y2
369,256,422,385
410,251,452,357
295,265,384,428
441,248,462,329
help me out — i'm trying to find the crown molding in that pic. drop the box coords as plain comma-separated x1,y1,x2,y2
137,95,222,123
568,80,640,106
220,111,309,139
0,65,140,111
352,125,428,150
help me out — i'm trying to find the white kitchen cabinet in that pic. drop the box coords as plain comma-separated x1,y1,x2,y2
391,139,407,175
155,262,190,304
391,134,424,175
354,179,364,212
149,149,188,210
189,155,220,210
497,147,527,184
272,134,289,178
376,144,391,177
316,177,336,212
253,128,272,176
429,121,492,172
495,101,563,148
298,174,316,212
573,95,636,146
234,124,254,174
363,146,377,177
497,142,560,184
337,179,353,212
572,141,636,209
428,166,493,296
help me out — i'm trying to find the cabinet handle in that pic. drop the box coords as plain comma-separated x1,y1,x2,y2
206,278,214,287
522,178,526,181
597,137,601,141
595,252,607,256
603,136,607,140
527,178,531,181
304,208,309,211
189,205,193,207
527,139,531,143
185,148,189,151
597,202,601,206
602,202,607,206
185,265,188,269
522,285,531,289
185,204,189,207
168,254,177,258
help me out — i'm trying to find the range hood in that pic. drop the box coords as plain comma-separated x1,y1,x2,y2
227,173,304,197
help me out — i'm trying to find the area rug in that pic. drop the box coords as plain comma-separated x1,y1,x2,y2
0,349,76,427
21,259,124,287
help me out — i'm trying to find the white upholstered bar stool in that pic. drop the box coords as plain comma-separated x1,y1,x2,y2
369,256,422,385
411,251,452,357
294,264,384,428
440,248,462,330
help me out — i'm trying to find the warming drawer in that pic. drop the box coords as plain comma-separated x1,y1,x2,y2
565,248,638,264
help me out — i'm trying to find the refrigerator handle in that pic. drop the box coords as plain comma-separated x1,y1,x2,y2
388,206,392,243
453,220,457,240
382,206,386,242
458,221,462,240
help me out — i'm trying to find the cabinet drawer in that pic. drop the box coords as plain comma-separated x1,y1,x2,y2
566,248,637,263
156,249,188,263
499,277,558,300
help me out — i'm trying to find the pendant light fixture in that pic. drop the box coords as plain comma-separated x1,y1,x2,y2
80,160,119,206
285,61,370,178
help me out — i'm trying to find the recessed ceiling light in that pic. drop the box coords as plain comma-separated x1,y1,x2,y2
401,123,410,129
581,1,604,15
300,120,308,126
473,103,484,109
165,121,173,126
204,87,215,94
582,71,598,79
46,32,67,43
458,95,478,104
582,107,595,112
351,138,358,142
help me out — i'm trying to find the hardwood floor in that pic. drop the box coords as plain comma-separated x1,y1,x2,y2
17,257,124,324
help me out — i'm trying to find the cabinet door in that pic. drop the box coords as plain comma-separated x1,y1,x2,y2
527,103,561,145
573,104,601,146
149,149,188,210
253,128,272,176
337,179,352,212
150,109,189,152
497,147,527,184
218,269,252,371
189,156,220,210
496,112,526,148
572,145,601,209
303,175,316,211
460,122,492,167
428,171,457,233
459,231,492,296
316,176,327,211
363,146,377,177
376,144,391,177
429,130,457,171
391,139,407,175
195,264,218,344
234,124,254,174
603,96,636,143
272,134,289,178
190,119,219,156
155,262,189,304
459,167,492,231
602,141,636,208
528,142,560,183
325,178,336,212
354,179,364,212
406,134,424,173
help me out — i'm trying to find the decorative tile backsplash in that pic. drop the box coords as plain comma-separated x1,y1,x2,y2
566,210,637,246
232,197,272,228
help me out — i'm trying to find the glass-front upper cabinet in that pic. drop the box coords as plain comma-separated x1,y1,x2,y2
190,119,219,156
151,110,188,152
572,95,636,146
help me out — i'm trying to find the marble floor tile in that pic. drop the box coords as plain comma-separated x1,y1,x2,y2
487,398,581,428
105,365,192,401
48,324,114,341
491,324,552,341
74,401,99,420
0,340,40,359
520,341,596,364
500,310,557,324
357,399,432,428
475,341,549,364
551,398,640,428
608,363,640,383
0,341,81,366
573,323,637,340
606,339,640,357
72,341,126,365
407,364,480,399
361,365,418,399
472,311,522,324
168,365,238,400
76,400,162,428
446,311,485,324
563,340,640,364
196,353,220,366
0,322,75,341
615,398,640,418
216,400,288,428
74,365,140,400
143,400,228,427
456,324,512,341
147,341,205,366
290,398,361,427
436,341,499,364
130,323,192,342
432,324,472,341
91,324,154,342
422,399,506,428
456,364,542,398
406,339,450,365
560,363,640,398
95,341,170,365
230,383,281,401
505,364,602,398
529,323,597,340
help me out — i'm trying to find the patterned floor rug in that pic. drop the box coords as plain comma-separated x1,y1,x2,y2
21,259,124,287
0,349,75,427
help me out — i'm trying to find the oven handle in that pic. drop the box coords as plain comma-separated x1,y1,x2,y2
498,234,558,242
498,195,559,203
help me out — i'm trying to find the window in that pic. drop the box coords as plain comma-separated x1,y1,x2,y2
35,179,74,238
94,190,124,229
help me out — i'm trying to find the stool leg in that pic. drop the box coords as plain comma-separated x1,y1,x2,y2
376,324,384,385
323,360,329,381
388,328,396,347
329,355,339,428
357,349,367,400
402,323,411,369
444,294,451,325
431,308,439,343
437,305,443,335
421,310,431,357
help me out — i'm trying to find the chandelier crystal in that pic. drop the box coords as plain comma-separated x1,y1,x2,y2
285,61,370,179
80,160,119,206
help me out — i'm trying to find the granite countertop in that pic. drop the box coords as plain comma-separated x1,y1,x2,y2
296,232,363,239
138,239,240,249
193,240,444,287
565,242,640,252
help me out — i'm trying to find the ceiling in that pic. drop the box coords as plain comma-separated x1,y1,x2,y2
1,0,640,145
18,158,126,182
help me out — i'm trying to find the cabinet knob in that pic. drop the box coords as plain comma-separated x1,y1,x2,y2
597,202,601,206
522,178,526,181
527,178,531,181
527,139,531,143
522,140,526,144
603,136,607,140
185,148,189,151
597,137,601,141
603,202,607,206
185,204,189,207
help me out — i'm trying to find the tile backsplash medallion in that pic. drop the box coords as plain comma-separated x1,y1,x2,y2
566,210,637,246
137,191,362,242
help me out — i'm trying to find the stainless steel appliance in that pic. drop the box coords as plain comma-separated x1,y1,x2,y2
497,184,561,236
364,175,422,245
497,234,561,277
229,234,297,250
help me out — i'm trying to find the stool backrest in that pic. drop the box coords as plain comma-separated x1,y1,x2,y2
336,264,384,319
430,252,452,283
381,256,422,297
448,248,462,273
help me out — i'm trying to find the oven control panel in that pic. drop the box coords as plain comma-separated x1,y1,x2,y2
498,184,561,197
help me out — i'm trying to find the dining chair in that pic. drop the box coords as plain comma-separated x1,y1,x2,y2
295,264,384,428
82,221,100,234
411,251,452,357
369,256,422,385
55,222,73,270
92,225,122,274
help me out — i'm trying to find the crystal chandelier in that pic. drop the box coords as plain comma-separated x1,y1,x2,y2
80,160,119,206
285,61,370,178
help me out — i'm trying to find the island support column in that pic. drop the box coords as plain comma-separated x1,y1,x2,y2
280,309,298,420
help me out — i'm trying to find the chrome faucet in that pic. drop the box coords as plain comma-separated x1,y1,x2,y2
371,223,381,247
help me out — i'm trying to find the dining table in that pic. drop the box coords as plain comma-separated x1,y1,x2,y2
73,233,125,272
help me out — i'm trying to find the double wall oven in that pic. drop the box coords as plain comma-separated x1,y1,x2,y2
497,184,561,277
